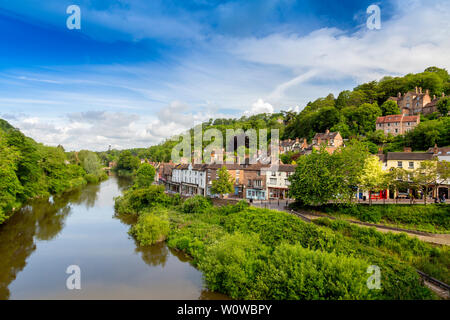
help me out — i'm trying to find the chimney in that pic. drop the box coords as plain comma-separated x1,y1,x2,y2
403,147,412,153
433,144,439,154
419,87,422,94
378,147,383,155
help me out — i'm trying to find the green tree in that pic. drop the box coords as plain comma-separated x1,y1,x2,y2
135,163,156,188
381,100,401,116
0,132,23,223
117,150,140,173
437,97,449,116
359,156,386,205
385,167,409,203
411,160,437,205
211,166,234,198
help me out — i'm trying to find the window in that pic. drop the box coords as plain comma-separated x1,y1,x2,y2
270,178,277,184
397,161,403,168
409,162,414,169
395,129,398,133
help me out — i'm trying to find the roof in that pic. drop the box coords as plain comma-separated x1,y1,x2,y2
280,140,295,147
376,115,419,124
313,131,339,140
386,152,434,161
427,146,450,155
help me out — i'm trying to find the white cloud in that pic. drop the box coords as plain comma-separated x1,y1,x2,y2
228,0,450,97
244,98,274,116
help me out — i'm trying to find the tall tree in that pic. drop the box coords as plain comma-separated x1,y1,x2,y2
211,166,234,198
135,163,156,188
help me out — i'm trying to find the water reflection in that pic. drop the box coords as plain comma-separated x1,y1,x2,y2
0,177,228,300
0,183,102,299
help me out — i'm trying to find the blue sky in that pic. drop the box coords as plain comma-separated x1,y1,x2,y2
0,0,449,151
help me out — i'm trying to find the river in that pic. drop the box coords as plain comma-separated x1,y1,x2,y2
0,176,227,300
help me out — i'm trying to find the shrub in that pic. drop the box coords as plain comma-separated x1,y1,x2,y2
130,212,170,246
181,195,212,213
115,185,173,214
197,232,270,299
256,243,375,300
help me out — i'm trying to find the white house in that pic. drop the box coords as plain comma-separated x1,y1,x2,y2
263,164,296,199
171,164,207,196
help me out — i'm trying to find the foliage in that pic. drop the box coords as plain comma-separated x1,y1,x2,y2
317,204,450,233
130,210,170,245
381,100,401,116
289,142,370,205
314,218,450,284
116,150,140,174
437,97,449,115
135,163,156,188
114,185,174,214
181,195,212,213
0,119,109,225
359,155,386,202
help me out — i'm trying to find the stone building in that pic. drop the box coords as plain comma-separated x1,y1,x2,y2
388,87,432,115
375,114,420,136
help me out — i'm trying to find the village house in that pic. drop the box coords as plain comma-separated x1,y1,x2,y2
204,163,244,198
279,138,308,154
310,130,343,154
170,163,207,196
387,87,447,116
383,149,435,199
388,87,432,115
422,93,447,115
375,114,420,136
264,164,296,199
243,163,270,200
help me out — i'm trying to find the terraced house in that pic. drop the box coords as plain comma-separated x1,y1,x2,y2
264,164,295,199
376,114,420,136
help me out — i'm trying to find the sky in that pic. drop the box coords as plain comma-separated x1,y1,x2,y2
0,0,449,151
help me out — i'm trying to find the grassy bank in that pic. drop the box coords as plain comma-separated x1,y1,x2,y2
115,187,443,300
291,203,450,234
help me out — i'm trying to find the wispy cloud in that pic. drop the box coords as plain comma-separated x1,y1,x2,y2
1,0,449,151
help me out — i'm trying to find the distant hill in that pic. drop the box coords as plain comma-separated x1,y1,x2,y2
0,118,14,132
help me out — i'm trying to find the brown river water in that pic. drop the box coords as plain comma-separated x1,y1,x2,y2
0,176,227,300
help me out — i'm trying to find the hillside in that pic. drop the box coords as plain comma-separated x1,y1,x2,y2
99,66,450,163
0,119,107,224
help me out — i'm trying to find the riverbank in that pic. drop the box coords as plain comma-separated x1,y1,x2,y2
1,177,222,300
115,187,448,300
289,203,450,234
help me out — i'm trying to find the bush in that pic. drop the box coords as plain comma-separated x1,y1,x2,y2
318,204,450,232
197,232,270,299
181,195,212,213
115,185,173,214
314,218,450,284
257,243,375,300
130,212,170,246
